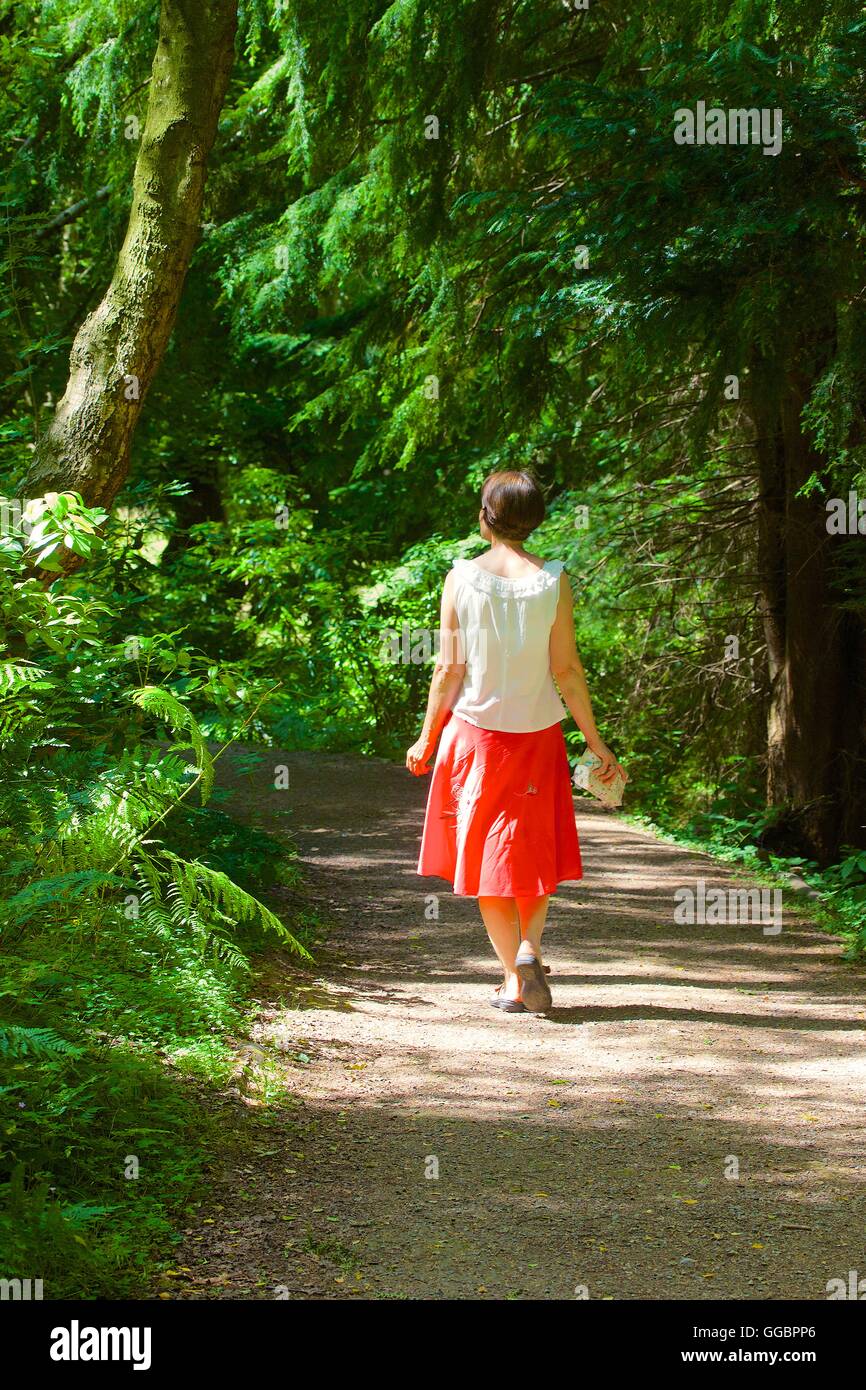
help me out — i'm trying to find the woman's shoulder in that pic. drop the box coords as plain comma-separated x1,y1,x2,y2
451,554,565,596
452,552,565,573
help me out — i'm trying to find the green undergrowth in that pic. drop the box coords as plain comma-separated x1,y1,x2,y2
0,495,321,1297
0,800,322,1299
617,803,866,960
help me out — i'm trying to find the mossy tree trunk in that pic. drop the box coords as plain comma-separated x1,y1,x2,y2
25,0,238,509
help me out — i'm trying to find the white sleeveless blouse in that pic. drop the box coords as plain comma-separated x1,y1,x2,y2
449,558,567,734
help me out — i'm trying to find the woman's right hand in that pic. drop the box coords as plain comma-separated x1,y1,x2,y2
406,737,435,776
586,738,628,786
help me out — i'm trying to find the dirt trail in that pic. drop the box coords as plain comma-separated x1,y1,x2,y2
172,749,866,1301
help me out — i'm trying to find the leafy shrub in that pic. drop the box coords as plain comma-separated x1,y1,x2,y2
0,493,309,1294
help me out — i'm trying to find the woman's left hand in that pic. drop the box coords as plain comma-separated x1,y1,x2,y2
586,738,628,786
406,738,434,775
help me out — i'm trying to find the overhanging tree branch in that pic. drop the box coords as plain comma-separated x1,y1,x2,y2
36,185,111,238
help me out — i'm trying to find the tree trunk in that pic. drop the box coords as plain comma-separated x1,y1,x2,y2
752,368,866,863
25,0,238,510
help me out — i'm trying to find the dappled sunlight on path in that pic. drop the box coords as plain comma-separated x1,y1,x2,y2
175,749,866,1301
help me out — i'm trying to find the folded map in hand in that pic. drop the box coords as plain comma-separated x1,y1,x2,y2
573,749,627,808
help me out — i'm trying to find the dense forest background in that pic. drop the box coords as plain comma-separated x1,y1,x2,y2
2,0,866,1295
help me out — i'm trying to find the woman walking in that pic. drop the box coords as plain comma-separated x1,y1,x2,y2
406,470,626,1013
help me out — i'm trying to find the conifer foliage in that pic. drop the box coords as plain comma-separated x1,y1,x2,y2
1,0,866,1292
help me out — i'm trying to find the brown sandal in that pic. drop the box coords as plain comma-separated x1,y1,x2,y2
490,985,526,1014
514,945,552,1012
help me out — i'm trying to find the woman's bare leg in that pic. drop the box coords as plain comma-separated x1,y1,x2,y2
516,894,551,966
478,896,521,1000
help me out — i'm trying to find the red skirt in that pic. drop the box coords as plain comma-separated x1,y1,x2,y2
417,713,583,897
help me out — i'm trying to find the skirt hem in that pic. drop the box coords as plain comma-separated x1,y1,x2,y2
416,867,583,899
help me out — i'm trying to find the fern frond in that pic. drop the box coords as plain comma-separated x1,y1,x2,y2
203,929,251,973
0,661,48,692
161,851,311,958
0,870,126,925
129,686,214,804
0,1025,82,1059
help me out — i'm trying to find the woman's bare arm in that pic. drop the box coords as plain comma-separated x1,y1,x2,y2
549,572,627,785
406,570,466,775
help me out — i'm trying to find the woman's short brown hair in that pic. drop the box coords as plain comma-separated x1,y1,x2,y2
480,470,545,542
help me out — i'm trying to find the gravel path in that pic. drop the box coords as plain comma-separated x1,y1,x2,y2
170,748,866,1301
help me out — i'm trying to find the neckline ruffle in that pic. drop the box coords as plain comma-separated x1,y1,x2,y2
452,558,564,597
